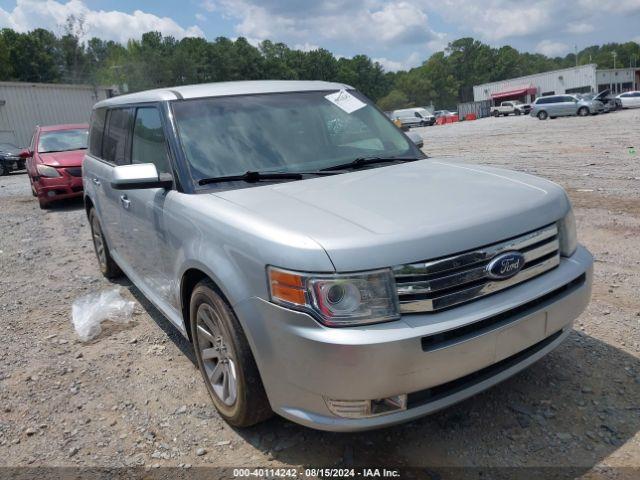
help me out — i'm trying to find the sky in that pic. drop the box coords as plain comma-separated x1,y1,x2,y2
1,0,639,71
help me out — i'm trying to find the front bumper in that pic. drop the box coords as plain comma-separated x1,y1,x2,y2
235,246,593,431
36,170,83,201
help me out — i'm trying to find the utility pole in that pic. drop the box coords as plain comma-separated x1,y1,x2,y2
575,45,578,67
612,51,617,70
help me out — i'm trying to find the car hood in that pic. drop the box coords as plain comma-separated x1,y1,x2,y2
38,150,85,167
214,159,570,271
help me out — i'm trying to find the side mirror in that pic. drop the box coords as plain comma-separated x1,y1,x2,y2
406,131,424,149
111,163,173,190
19,149,32,159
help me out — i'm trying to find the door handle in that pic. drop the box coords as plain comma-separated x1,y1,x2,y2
120,194,130,210
92,177,101,186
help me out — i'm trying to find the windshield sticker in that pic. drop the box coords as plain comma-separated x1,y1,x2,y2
325,89,366,114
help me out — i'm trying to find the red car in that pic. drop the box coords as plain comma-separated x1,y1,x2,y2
21,124,89,209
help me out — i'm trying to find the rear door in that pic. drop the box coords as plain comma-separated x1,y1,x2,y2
118,105,175,306
563,96,579,115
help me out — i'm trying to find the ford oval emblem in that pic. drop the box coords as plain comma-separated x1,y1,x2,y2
486,251,525,280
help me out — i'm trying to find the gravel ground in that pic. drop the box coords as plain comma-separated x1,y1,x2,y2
1,109,639,478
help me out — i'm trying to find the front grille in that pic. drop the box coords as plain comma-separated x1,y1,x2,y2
66,167,82,177
394,224,560,313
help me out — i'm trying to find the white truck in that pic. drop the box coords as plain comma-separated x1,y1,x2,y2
490,101,531,117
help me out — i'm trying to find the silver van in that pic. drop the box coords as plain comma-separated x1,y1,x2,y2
530,94,604,120
84,81,593,431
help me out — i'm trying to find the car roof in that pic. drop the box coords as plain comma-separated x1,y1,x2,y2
94,80,354,109
39,123,89,132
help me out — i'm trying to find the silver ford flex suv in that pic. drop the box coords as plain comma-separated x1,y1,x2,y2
83,80,593,431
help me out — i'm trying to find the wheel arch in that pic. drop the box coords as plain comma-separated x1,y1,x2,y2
180,266,236,344
84,194,95,219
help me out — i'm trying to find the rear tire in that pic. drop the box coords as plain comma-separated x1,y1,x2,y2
578,107,589,117
492,110,499,117
0,163,8,176
190,280,273,427
537,111,548,120
89,208,122,278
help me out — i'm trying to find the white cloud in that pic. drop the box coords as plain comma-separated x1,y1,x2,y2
433,0,551,41
294,42,320,52
374,52,422,72
217,0,442,49
578,0,640,13
0,0,204,42
195,13,206,22
566,22,594,34
201,0,216,13
535,40,570,57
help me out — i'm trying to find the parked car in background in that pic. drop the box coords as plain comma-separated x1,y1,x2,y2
530,94,604,120
434,109,456,119
616,91,640,108
581,90,622,112
84,80,592,432
0,142,25,176
24,124,89,209
391,108,435,128
490,101,531,116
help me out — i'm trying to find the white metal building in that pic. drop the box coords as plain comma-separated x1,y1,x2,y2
597,68,640,93
0,82,113,147
473,64,598,103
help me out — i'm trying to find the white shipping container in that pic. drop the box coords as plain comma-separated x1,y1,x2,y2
0,82,112,147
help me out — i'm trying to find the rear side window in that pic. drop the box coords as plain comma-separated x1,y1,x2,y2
131,107,171,174
103,108,133,165
89,108,106,157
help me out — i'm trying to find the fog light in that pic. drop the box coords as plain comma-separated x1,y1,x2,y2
326,394,407,419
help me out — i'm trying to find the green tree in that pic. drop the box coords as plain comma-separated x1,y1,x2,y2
377,89,410,111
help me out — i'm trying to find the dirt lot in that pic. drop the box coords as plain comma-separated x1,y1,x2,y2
1,109,639,478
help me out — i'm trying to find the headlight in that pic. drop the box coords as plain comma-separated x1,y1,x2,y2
558,209,577,257
268,267,399,326
36,164,61,178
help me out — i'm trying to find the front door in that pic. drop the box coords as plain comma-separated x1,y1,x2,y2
118,106,175,306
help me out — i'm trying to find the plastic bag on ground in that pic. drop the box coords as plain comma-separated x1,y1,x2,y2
71,288,136,341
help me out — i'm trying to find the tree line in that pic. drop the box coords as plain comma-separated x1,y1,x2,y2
1,21,639,110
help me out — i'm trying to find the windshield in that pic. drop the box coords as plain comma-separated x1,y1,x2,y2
172,90,419,185
38,129,88,153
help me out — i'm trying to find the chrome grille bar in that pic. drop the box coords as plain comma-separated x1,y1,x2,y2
395,224,560,313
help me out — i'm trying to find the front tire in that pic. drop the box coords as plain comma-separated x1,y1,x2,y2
578,107,589,117
89,208,122,278
537,111,548,120
190,281,272,427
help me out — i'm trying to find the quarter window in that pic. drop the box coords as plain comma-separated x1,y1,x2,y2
89,108,106,157
131,107,171,174
103,108,133,165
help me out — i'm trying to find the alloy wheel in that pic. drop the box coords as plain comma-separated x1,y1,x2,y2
196,304,238,406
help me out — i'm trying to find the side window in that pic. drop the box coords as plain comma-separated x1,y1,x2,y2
103,108,133,165
89,108,106,157
131,107,171,174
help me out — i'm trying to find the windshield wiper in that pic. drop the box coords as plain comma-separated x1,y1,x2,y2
320,156,420,172
198,169,346,185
